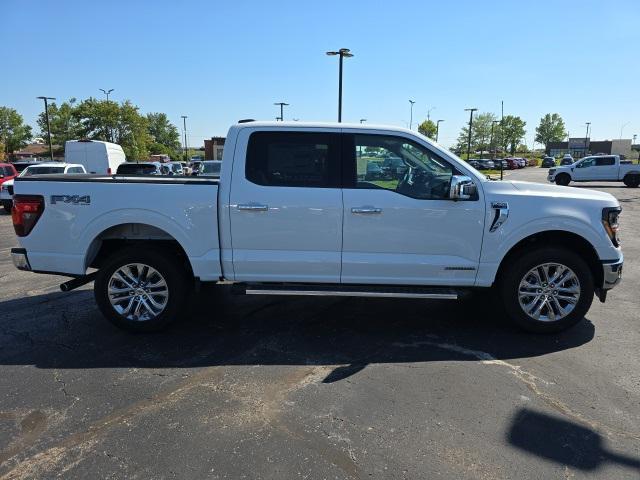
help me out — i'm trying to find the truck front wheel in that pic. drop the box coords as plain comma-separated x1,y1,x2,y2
94,246,189,332
555,174,570,186
499,247,594,333
623,174,639,188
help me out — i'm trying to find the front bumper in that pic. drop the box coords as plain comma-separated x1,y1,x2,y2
601,258,623,290
11,248,31,271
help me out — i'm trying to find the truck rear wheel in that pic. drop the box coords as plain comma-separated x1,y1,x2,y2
623,174,639,188
499,247,593,333
555,173,570,186
94,246,189,332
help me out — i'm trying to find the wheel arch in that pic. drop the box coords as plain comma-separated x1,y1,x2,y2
85,223,194,278
495,230,602,288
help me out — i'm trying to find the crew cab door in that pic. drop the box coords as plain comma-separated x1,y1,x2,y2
228,129,343,282
340,132,485,286
572,157,601,180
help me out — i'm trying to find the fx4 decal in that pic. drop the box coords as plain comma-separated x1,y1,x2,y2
51,195,91,205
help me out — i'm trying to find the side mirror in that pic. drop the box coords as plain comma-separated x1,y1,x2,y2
449,175,477,200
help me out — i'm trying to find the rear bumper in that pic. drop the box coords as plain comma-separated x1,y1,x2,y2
601,258,623,290
11,247,31,271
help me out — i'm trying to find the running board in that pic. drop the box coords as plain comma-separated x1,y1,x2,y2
240,283,459,300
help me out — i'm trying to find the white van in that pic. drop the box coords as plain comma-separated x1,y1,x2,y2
64,140,126,174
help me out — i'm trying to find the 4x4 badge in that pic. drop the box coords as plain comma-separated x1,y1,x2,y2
50,195,91,205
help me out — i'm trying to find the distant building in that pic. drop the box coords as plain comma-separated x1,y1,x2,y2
546,138,633,158
204,137,225,160
13,143,63,161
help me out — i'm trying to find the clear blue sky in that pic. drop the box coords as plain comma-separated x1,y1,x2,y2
1,0,638,149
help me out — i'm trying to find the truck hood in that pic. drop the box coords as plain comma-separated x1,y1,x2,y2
483,180,619,206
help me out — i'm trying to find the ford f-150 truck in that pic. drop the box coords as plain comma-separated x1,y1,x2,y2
10,122,623,333
547,155,640,187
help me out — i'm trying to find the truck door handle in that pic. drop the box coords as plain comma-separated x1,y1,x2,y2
351,207,382,214
238,204,269,212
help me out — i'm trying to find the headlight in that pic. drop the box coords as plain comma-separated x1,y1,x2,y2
602,207,621,247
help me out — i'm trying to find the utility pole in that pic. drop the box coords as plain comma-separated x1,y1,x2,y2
326,48,353,122
427,106,435,121
584,122,591,156
464,108,478,161
37,96,56,162
408,100,415,129
274,102,289,121
181,116,188,162
435,119,444,142
489,120,500,158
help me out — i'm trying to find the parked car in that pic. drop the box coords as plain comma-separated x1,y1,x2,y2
11,121,623,334
548,155,640,187
381,156,407,178
514,158,526,168
504,158,519,169
478,159,495,170
541,157,556,168
560,154,574,166
65,140,126,174
467,159,482,169
0,163,18,186
116,162,163,175
10,161,41,174
365,162,385,180
193,160,222,177
1,163,86,213
163,161,184,175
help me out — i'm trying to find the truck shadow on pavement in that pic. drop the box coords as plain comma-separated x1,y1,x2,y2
508,408,640,473
0,284,595,382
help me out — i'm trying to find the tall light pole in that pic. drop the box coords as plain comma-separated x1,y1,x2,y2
408,100,415,129
584,122,591,156
37,96,56,162
181,115,188,162
427,106,436,121
489,120,500,158
99,88,114,101
464,108,478,160
435,119,444,142
326,48,353,122
619,121,630,139
274,102,289,121
360,118,367,124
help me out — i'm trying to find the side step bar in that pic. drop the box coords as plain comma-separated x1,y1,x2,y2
239,283,459,300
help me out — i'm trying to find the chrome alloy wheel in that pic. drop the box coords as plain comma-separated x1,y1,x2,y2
107,263,169,321
518,263,580,322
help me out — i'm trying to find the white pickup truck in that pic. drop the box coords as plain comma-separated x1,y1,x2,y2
10,122,623,333
547,155,640,187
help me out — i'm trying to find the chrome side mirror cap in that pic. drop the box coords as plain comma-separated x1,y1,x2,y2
449,175,477,200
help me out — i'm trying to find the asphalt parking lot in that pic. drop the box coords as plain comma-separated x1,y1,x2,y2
0,167,638,479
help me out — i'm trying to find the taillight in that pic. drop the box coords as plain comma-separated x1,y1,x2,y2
12,195,45,237
107,168,112,175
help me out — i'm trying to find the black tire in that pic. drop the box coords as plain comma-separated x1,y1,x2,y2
555,173,570,186
623,174,639,188
499,247,594,333
94,246,190,332
2,201,12,214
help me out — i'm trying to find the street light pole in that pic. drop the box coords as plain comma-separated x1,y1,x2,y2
619,122,630,139
464,108,478,161
408,100,415,130
326,48,353,122
427,106,435,121
37,96,56,162
435,119,444,142
274,102,289,121
360,119,367,124
181,116,188,162
99,88,114,101
584,122,591,156
489,120,500,158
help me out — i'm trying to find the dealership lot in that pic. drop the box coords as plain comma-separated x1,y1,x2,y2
0,167,638,479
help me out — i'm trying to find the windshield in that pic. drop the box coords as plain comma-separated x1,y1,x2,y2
21,166,65,176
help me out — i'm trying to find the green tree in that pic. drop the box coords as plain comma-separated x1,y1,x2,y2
497,115,527,154
0,107,32,155
535,113,567,148
455,112,498,155
37,98,82,147
74,99,150,159
146,113,181,157
418,119,437,140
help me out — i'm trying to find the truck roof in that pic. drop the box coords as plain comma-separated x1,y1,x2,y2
233,120,419,135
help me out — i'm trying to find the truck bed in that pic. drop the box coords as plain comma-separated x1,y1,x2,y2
13,174,222,281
